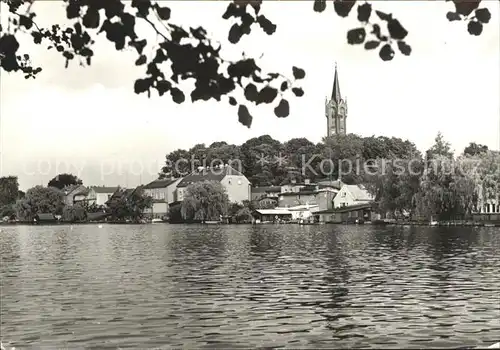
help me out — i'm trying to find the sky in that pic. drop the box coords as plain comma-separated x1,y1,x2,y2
1,1,499,190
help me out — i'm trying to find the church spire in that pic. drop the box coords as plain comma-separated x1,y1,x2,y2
331,62,342,103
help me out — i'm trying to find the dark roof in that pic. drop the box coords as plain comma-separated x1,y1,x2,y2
280,191,318,196
107,187,138,203
89,186,119,194
252,186,281,194
143,178,177,189
317,179,343,190
36,213,56,221
177,165,244,188
316,203,372,214
331,63,342,103
87,212,109,221
63,185,89,196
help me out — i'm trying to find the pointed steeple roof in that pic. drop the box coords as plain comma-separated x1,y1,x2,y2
331,62,342,103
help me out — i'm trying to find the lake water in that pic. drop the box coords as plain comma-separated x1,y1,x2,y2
0,224,499,349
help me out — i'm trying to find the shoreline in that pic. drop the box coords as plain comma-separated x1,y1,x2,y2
1,221,499,227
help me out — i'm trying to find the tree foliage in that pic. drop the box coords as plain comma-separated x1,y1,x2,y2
414,155,478,221
0,0,493,126
47,173,83,190
160,133,421,187
62,203,87,222
0,176,20,207
463,142,489,157
181,180,229,222
15,185,65,221
106,187,152,221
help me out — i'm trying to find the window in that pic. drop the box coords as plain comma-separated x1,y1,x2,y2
228,179,232,185
238,179,242,185
341,192,346,198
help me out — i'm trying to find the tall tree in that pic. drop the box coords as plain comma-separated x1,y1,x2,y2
181,181,229,222
15,186,65,221
365,157,423,218
107,187,152,221
1,0,492,126
426,132,454,161
463,142,489,156
0,176,19,207
322,134,365,183
414,156,478,221
47,173,83,190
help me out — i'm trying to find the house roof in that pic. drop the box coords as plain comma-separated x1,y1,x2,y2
107,187,139,202
177,165,244,188
89,186,119,194
280,191,318,196
252,186,281,194
63,185,89,196
255,208,292,215
287,204,319,211
317,179,343,190
345,184,374,202
35,213,56,221
316,202,373,214
143,178,178,189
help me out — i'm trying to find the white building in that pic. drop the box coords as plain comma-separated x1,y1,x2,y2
86,186,119,207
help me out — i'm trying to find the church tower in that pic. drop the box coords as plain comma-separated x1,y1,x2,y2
325,63,347,137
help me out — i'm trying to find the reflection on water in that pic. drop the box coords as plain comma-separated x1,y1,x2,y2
1,224,499,348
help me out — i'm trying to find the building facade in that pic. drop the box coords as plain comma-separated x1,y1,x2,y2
175,165,251,204
87,186,119,207
142,178,182,219
325,63,347,137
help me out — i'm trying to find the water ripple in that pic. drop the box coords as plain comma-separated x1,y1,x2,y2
1,224,499,348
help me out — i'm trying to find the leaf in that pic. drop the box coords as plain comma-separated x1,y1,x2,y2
66,2,81,19
397,41,411,56
238,105,253,128
274,99,290,118
257,15,276,35
280,81,288,91
156,6,171,20
467,20,483,36
346,28,366,45
134,78,150,94
156,80,171,96
82,8,100,29
475,8,491,24
313,0,327,13
379,43,395,61
130,39,147,54
357,3,372,22
19,15,33,30
388,19,408,40
257,86,278,105
170,87,185,104
244,83,258,102
364,40,380,50
229,96,237,106
292,87,304,97
135,54,147,65
453,0,480,16
228,23,243,44
292,66,305,79
334,0,356,17
446,11,461,21
375,10,392,21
